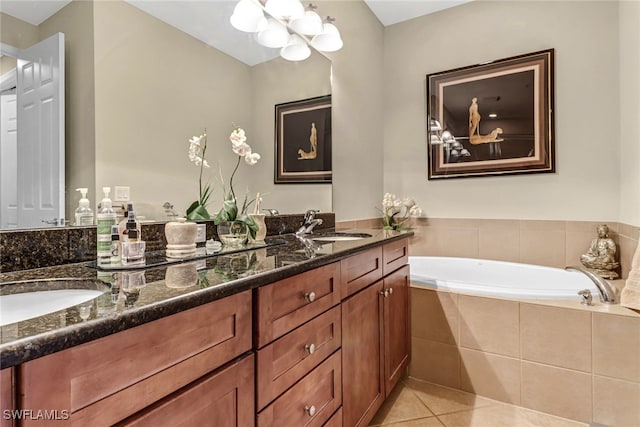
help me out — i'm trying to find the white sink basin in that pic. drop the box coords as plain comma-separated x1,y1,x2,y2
312,236,368,241
311,232,372,242
0,289,104,326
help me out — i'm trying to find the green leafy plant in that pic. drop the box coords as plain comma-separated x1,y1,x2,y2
214,127,261,238
185,131,213,220
379,193,423,231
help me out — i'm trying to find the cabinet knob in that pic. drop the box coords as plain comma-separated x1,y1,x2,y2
305,405,317,417
388,287,393,295
305,343,316,354
304,291,316,303
379,289,389,297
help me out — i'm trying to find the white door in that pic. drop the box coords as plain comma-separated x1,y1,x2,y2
0,91,18,228
15,33,65,228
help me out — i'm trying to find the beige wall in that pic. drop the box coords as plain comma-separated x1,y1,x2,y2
250,53,332,214
39,0,95,220
0,12,38,49
318,0,385,221
93,1,252,220
619,0,640,226
383,1,625,223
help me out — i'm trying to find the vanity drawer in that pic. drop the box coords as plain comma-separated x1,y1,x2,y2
119,354,254,427
257,350,342,427
382,238,409,276
257,306,342,410
341,247,383,298
255,262,341,348
324,408,343,427
20,290,252,426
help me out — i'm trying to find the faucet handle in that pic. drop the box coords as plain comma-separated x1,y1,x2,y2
304,209,320,221
578,289,593,306
262,209,279,216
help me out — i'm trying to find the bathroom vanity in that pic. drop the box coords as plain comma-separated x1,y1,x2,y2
0,228,411,427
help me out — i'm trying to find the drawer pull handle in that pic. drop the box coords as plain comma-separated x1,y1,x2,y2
379,289,389,297
305,343,316,354
304,291,316,302
305,405,317,417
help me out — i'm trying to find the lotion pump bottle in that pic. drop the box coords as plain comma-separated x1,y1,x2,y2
74,188,94,226
96,187,117,264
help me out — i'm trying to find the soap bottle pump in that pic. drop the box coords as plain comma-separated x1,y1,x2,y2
74,188,94,226
96,187,117,264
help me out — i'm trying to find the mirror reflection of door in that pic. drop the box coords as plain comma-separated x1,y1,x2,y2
0,32,65,229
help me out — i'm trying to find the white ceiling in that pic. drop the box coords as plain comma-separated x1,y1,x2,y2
0,0,470,64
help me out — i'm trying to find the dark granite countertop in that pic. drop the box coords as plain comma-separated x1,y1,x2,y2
0,228,412,368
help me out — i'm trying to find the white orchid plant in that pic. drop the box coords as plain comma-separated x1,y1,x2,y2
380,193,423,231
186,130,213,220
215,127,261,238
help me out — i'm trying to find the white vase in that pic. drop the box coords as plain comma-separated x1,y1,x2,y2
249,214,267,243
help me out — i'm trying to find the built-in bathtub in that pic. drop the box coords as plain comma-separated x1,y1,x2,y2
408,256,640,426
409,256,599,300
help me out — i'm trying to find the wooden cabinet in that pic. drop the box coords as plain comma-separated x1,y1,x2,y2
119,354,254,427
340,247,382,298
19,290,252,426
258,351,342,427
255,262,343,426
341,280,385,427
342,238,410,427
383,265,410,395
257,306,341,410
1,368,14,427
255,262,341,348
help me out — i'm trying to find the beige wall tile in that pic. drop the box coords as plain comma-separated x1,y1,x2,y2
566,221,614,233
521,304,591,372
521,362,593,423
459,295,519,357
411,288,458,345
425,218,480,228
593,313,640,382
593,375,640,427
335,220,356,230
414,226,480,258
565,230,599,269
519,229,566,268
459,348,521,405
356,218,382,229
479,226,520,263
519,220,567,232
620,235,639,279
410,337,460,389
619,223,640,239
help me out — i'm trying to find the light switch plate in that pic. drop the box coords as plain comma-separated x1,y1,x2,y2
114,186,130,202
195,224,206,243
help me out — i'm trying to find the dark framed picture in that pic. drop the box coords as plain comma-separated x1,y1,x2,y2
275,95,331,184
426,49,554,179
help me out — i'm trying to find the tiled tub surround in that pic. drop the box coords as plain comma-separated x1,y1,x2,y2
410,287,640,426
0,213,335,273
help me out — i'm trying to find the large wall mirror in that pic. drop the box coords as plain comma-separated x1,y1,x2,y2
0,0,332,230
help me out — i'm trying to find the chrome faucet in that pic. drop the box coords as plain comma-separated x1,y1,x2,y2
566,266,616,304
296,209,323,236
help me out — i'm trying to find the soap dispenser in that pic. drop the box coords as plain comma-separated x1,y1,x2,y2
74,188,94,226
96,187,117,264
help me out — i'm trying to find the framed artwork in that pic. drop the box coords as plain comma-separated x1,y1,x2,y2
426,49,554,179
275,95,332,184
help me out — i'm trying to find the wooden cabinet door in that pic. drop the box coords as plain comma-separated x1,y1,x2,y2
383,265,410,396
1,368,14,427
119,354,254,427
341,281,384,427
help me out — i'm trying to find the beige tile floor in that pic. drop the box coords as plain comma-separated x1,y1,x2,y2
369,378,588,427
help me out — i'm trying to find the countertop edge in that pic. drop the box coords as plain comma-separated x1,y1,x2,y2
1,230,413,368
